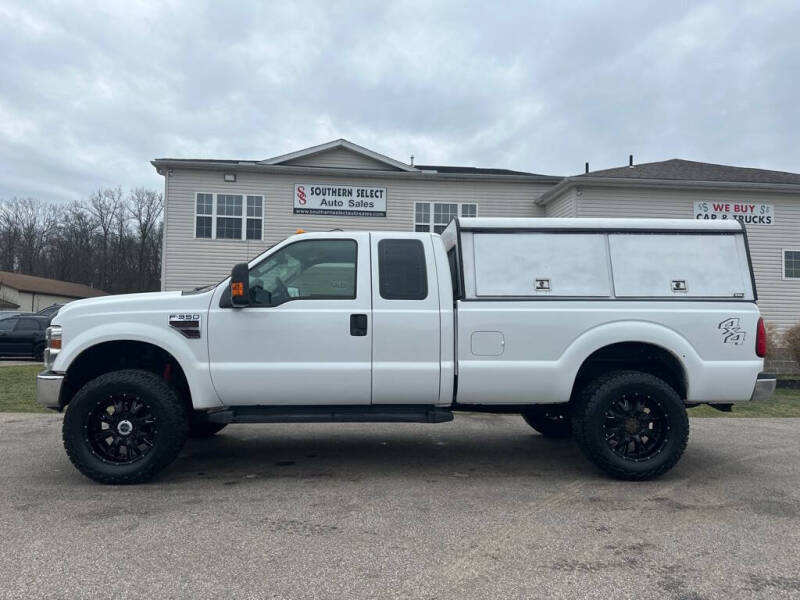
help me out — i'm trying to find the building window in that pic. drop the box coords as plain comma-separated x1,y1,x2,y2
194,193,263,241
246,195,263,240
413,202,478,233
216,194,242,239
784,249,800,279
414,203,430,232
195,193,213,238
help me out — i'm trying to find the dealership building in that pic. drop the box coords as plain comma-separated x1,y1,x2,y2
152,138,800,336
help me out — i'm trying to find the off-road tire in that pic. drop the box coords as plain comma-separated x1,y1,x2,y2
522,406,572,438
572,370,689,481
62,369,188,485
188,420,227,438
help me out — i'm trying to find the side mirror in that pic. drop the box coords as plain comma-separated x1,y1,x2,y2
230,263,250,308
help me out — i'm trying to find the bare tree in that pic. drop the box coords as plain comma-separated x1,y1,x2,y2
88,187,123,292
0,189,163,295
128,188,163,290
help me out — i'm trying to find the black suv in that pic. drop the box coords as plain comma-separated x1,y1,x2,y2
0,315,51,360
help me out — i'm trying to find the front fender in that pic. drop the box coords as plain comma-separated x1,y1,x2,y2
53,323,222,409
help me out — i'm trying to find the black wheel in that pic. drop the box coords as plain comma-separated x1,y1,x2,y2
62,369,188,485
522,405,571,438
188,419,227,438
33,343,44,361
572,370,689,481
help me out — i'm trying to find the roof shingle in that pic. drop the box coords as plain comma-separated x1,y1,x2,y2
0,271,108,299
580,159,800,185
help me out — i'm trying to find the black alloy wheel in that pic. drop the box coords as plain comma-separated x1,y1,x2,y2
63,369,188,484
572,370,689,480
86,394,158,464
601,393,669,461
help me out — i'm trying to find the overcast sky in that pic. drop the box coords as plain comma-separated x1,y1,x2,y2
1,0,799,202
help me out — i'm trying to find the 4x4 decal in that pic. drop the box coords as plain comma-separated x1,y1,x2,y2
718,317,745,345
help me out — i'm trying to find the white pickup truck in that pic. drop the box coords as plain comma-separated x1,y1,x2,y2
37,218,775,484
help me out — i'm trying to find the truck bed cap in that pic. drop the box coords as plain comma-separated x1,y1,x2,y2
456,217,744,232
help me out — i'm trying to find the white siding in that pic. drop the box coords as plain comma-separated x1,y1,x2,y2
162,169,552,291
281,147,400,170
544,188,577,217
574,185,800,331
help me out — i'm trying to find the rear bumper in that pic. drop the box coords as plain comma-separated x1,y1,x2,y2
36,371,64,410
750,373,776,402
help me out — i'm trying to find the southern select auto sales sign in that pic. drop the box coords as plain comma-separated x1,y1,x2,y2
694,201,774,224
294,184,387,217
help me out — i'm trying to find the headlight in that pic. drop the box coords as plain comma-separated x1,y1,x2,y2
44,326,62,369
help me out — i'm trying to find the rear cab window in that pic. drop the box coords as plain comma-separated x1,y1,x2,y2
378,239,428,300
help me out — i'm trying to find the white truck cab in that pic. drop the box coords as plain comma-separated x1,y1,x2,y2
37,218,776,484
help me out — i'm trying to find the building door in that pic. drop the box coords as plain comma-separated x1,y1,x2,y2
207,233,372,406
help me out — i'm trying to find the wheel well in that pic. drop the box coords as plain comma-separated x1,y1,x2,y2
571,342,687,400
60,341,191,411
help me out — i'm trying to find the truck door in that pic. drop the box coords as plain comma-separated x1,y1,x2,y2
10,317,40,355
369,233,441,404
0,317,15,354
207,233,372,406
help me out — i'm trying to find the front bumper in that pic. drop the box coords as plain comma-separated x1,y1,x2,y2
36,371,64,410
750,373,776,402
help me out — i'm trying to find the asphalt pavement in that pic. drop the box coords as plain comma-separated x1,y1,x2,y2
1,413,799,599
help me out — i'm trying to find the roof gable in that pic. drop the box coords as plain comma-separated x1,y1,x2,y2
260,139,418,172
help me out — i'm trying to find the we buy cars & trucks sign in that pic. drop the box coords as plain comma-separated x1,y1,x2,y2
294,184,387,217
694,201,774,224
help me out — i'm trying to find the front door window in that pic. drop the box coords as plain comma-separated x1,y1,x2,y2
248,239,357,306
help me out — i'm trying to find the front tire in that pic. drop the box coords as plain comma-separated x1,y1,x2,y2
33,343,44,362
522,405,571,438
572,370,689,481
62,369,189,485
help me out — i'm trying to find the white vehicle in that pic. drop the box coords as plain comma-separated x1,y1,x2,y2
37,218,775,484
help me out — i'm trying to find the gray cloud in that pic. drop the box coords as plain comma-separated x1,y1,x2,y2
1,0,799,202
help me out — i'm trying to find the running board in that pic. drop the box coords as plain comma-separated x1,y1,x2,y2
205,405,454,424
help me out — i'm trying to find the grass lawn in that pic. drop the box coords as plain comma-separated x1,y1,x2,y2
687,388,800,417
0,365,47,413
1,364,799,416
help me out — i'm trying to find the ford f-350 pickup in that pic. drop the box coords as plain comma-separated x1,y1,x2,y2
37,218,775,484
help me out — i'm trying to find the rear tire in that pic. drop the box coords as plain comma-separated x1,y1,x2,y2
62,369,188,485
572,370,689,481
33,343,44,362
522,406,571,438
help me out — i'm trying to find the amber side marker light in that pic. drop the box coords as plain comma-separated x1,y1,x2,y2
49,338,62,349
296,229,305,234
231,282,244,297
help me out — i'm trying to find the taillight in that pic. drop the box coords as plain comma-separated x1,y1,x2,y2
756,317,766,358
